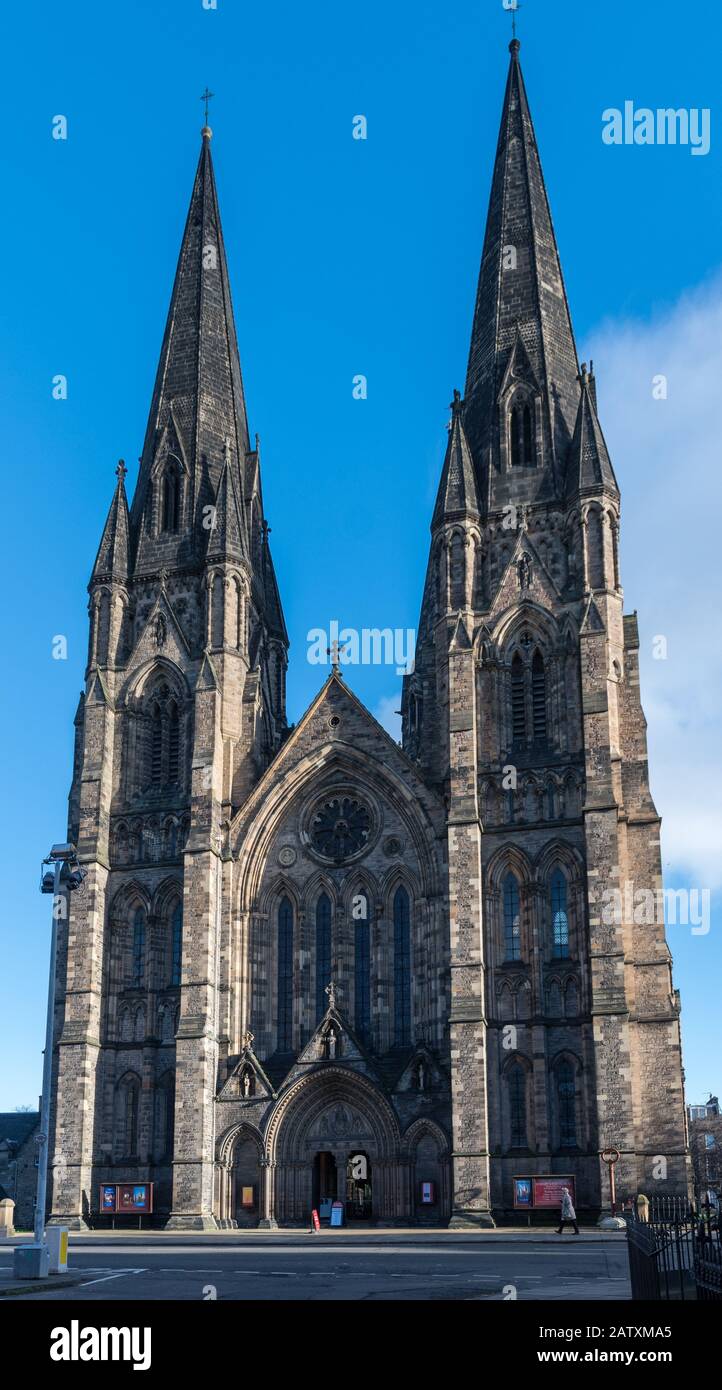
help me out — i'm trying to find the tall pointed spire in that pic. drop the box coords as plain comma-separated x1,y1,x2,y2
432,391,480,529
91,460,130,582
464,40,581,508
130,124,251,567
567,364,619,499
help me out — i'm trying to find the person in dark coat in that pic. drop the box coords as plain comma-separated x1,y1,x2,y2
556,1186,580,1235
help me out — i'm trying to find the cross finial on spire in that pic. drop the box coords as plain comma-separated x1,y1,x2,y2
325,980,337,1011
200,87,214,137
115,459,127,482
327,640,348,674
503,0,521,46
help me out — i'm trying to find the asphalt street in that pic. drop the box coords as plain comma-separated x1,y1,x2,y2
0,1232,631,1301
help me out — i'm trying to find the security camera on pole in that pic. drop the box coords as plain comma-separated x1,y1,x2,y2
13,844,86,1280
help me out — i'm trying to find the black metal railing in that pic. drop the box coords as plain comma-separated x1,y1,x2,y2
626,1200,722,1301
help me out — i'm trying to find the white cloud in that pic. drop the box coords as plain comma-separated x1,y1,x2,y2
583,274,722,888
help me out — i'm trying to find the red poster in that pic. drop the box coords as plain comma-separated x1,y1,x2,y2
116,1183,153,1213
312,1209,321,1230
532,1176,576,1209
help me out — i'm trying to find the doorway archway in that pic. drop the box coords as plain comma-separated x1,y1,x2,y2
266,1068,402,1225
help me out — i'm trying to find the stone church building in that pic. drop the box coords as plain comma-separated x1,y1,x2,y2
48,41,689,1228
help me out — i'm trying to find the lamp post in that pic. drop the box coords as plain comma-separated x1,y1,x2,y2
13,844,85,1280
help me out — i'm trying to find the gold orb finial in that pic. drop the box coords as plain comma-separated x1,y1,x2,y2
201,124,213,140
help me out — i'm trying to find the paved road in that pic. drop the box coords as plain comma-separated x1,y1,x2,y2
0,1233,631,1301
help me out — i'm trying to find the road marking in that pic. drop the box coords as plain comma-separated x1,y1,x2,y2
80,1269,146,1287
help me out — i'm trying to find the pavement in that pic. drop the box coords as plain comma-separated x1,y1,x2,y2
0,1227,630,1301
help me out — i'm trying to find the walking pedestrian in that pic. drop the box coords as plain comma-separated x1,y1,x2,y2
556,1186,579,1235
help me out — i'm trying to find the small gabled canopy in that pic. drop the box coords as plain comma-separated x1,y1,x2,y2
90,461,130,584
566,364,619,499
431,391,480,530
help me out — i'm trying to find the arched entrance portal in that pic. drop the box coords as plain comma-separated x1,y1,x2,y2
346,1151,372,1221
266,1068,402,1226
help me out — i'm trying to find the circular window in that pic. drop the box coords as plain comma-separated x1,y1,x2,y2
310,796,372,862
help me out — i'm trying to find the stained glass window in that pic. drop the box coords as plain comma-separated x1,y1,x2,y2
277,897,294,1051
508,1063,527,1147
354,896,371,1045
551,870,570,958
132,907,145,987
393,887,411,1046
557,1060,577,1147
503,874,521,961
170,902,182,986
315,893,332,1023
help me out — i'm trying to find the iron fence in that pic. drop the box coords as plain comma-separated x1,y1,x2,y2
626,1199,722,1301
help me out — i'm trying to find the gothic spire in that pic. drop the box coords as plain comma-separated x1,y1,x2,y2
130,126,251,567
91,460,130,583
431,391,480,530
464,40,581,508
566,364,619,500
206,446,246,562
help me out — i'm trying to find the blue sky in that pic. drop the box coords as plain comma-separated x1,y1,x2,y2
1,0,720,1111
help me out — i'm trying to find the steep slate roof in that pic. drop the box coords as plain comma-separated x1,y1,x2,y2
130,128,252,555
463,39,581,501
431,392,480,529
566,366,619,498
0,1112,39,1146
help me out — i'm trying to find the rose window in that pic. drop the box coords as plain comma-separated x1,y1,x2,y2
310,797,371,862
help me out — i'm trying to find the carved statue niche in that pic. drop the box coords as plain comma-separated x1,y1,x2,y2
241,1067,255,1099
323,1026,339,1060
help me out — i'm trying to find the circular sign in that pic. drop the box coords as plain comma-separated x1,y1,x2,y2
600,1147,620,1164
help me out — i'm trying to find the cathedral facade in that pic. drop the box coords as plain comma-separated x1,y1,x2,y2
48,41,689,1230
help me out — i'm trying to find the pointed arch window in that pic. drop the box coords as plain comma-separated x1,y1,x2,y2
510,401,534,467
503,874,522,962
168,702,180,783
551,870,570,959
153,1073,175,1162
145,685,184,792
508,1062,527,1148
393,886,412,1047
277,897,294,1051
315,893,332,1024
170,902,183,986
132,907,146,987
162,462,180,533
150,704,163,786
354,893,371,1046
531,650,546,740
511,653,526,742
115,1073,141,1160
556,1059,577,1147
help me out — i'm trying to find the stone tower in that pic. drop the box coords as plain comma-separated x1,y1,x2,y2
50,126,288,1228
48,43,688,1232
402,39,689,1216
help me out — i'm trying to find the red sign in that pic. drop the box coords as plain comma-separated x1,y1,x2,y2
311,1209,321,1230
532,1177,576,1210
